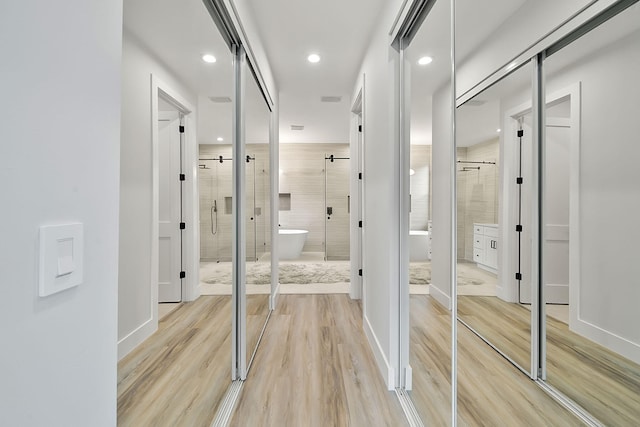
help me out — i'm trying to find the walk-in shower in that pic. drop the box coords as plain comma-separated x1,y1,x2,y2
198,148,270,263
324,153,350,261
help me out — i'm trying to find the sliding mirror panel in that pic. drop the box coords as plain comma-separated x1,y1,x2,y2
244,64,272,371
456,61,534,376
403,0,452,423
542,2,640,424
119,0,234,422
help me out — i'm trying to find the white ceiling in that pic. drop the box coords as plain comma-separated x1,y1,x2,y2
245,0,386,143
123,0,639,148
124,0,234,100
407,0,527,146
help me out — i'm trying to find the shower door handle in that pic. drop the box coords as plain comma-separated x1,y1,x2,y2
211,201,218,235
327,206,333,216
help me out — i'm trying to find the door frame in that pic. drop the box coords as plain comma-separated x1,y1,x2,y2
151,75,199,319
501,83,580,303
501,81,581,378
350,76,365,301
157,109,182,303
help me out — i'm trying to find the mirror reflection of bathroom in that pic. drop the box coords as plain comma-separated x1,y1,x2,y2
198,62,272,371
244,65,271,369
405,0,452,423
456,62,534,374
277,143,351,293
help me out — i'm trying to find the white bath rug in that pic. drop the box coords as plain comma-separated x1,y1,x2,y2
200,260,491,286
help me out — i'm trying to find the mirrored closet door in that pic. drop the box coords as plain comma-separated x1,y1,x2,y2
540,2,640,424
400,0,453,423
243,62,272,373
455,62,535,376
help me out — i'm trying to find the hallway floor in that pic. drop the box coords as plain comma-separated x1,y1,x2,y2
458,295,640,426
229,294,407,426
117,296,232,426
118,293,611,426
410,295,583,426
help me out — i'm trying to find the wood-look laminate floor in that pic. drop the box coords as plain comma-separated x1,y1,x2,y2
459,296,640,426
410,295,585,426
229,294,407,427
117,294,267,427
117,296,232,426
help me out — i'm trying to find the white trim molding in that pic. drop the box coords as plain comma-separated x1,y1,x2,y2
118,74,198,360
364,314,396,390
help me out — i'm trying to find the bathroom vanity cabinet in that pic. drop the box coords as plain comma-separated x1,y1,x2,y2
473,223,498,273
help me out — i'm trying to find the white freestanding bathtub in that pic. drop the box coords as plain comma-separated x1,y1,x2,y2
278,229,308,260
409,230,430,262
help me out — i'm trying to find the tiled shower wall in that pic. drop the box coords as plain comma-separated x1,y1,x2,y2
410,145,432,231
456,138,499,261
279,143,350,258
198,144,270,261
199,143,434,261
279,144,433,259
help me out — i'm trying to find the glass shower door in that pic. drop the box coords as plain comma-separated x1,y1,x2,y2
246,154,257,262
199,157,233,263
324,154,350,261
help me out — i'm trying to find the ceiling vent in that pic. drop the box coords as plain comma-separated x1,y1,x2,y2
464,99,486,107
321,96,342,103
290,125,305,131
209,96,232,103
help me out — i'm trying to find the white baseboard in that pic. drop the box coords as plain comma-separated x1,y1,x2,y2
349,277,362,300
187,283,202,302
572,316,640,365
496,283,517,303
117,316,157,360
545,283,568,304
363,314,395,390
429,284,451,310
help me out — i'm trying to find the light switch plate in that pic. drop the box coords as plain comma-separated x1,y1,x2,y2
39,223,84,297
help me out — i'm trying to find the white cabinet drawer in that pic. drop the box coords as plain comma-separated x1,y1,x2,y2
474,225,483,235
473,235,484,249
473,248,484,262
484,226,498,238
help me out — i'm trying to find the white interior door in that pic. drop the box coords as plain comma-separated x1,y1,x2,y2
518,115,571,305
158,110,182,302
357,114,363,296
543,116,570,304
519,119,533,304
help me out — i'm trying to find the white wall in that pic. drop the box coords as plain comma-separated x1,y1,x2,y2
352,0,404,389
0,1,122,425
119,31,197,358
545,23,640,362
483,4,640,362
457,0,593,97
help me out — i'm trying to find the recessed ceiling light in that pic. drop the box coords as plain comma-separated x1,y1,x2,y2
496,129,501,133
217,137,224,142
307,53,320,63
418,56,433,66
410,168,416,176
202,54,217,63
506,61,517,71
